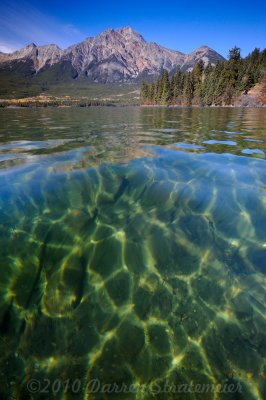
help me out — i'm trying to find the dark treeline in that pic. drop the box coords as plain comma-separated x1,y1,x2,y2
140,47,266,106
0,99,117,108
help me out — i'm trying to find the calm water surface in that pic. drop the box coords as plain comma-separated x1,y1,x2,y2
0,107,265,399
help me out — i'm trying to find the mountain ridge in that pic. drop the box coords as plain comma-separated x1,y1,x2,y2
0,26,225,83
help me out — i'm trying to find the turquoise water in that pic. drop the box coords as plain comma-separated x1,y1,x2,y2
0,107,265,399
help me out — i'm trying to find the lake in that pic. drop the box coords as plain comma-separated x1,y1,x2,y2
0,107,265,399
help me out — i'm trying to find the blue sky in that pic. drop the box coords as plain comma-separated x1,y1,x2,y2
0,0,265,57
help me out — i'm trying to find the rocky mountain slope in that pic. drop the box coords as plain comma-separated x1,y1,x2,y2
180,45,224,72
0,43,63,71
0,26,225,83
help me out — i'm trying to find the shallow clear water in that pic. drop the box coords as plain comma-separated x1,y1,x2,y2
0,107,266,399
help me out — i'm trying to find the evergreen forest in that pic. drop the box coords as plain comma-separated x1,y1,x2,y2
140,47,266,106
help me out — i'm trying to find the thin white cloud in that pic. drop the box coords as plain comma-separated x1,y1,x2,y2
0,42,20,54
62,24,81,36
0,0,85,50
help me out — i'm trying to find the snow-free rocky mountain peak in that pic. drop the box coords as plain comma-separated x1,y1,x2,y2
0,27,225,83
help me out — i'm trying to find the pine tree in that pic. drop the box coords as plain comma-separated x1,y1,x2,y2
213,63,227,105
192,60,204,104
223,47,242,104
140,81,149,104
171,69,184,103
161,70,171,104
148,82,156,103
182,73,194,106
155,77,163,103
140,46,266,106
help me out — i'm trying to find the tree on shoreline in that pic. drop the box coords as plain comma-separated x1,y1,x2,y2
140,47,266,106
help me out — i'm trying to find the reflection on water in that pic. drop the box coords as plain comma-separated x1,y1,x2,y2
0,107,266,399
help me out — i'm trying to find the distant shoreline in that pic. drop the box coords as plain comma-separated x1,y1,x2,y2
1,103,265,109
140,104,266,108
0,100,134,108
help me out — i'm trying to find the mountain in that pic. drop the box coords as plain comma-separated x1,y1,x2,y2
181,45,224,72
0,43,63,71
62,27,186,82
0,26,225,84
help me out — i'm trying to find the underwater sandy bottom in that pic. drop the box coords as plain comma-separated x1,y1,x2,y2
0,144,265,399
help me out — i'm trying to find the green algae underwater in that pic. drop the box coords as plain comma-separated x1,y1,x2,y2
0,107,265,399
